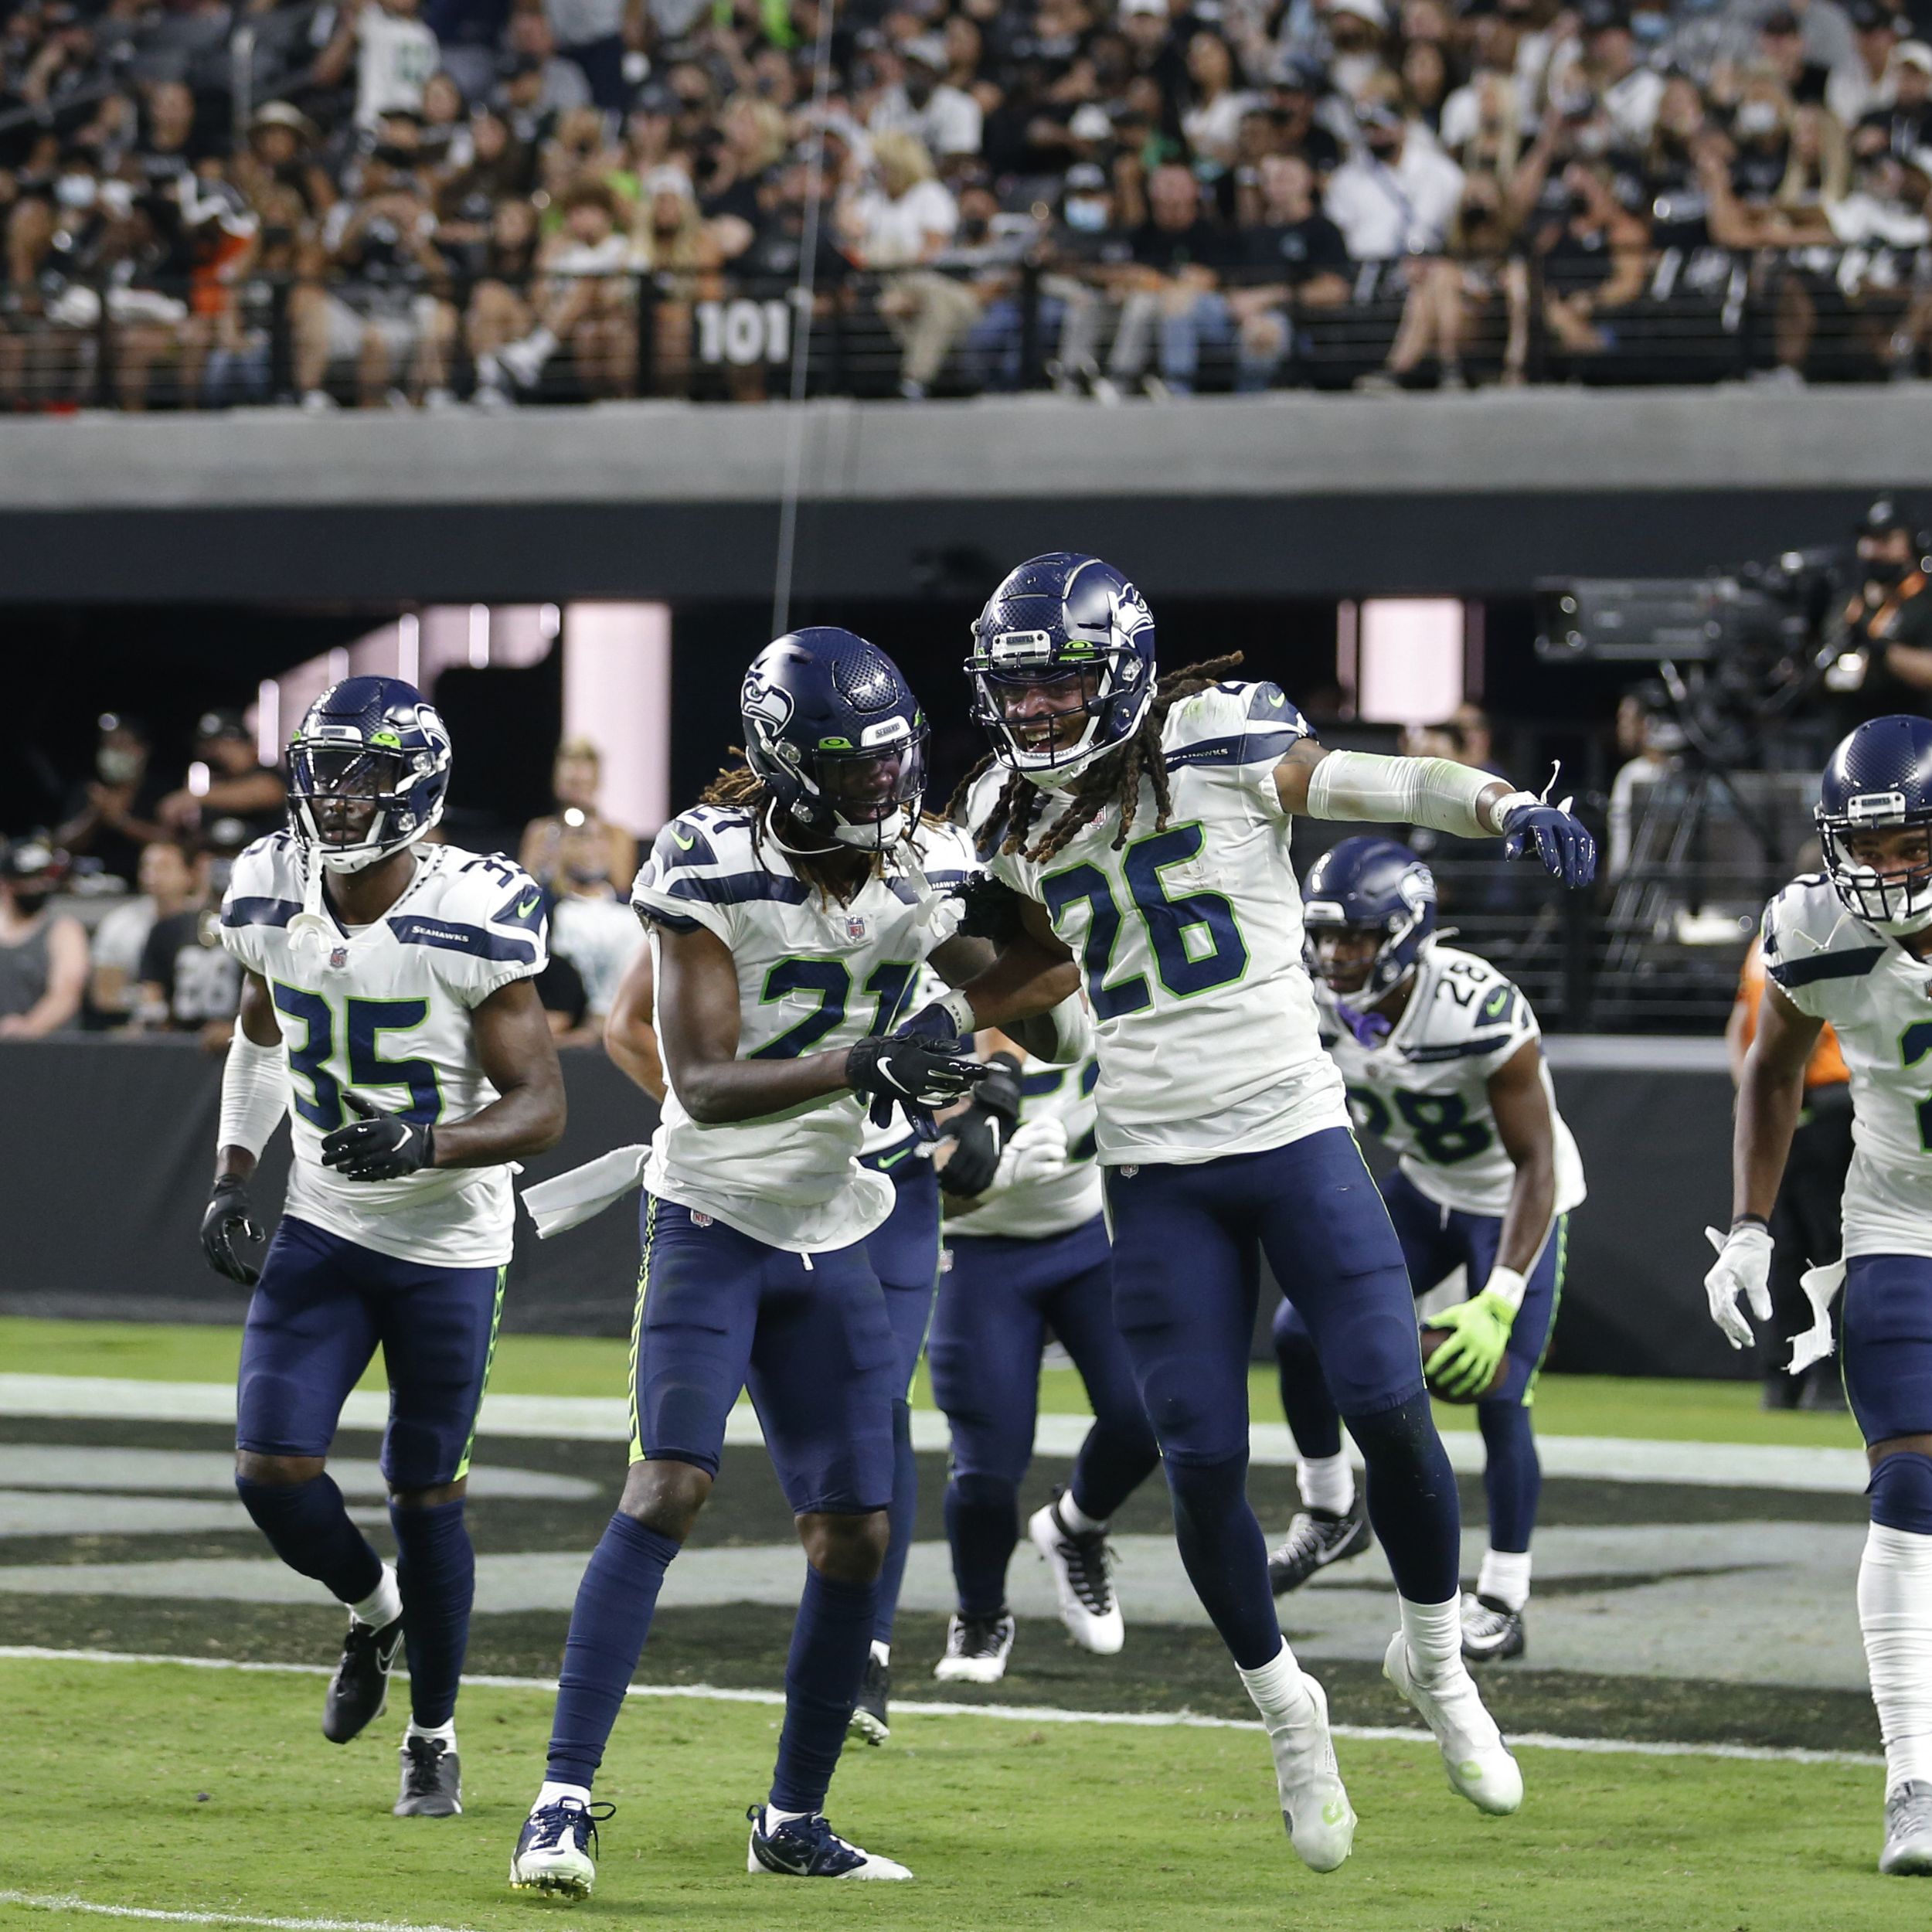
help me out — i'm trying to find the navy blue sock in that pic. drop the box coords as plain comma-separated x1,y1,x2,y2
1274,1325,1344,1462
770,1564,879,1814
873,1399,917,1647
389,1497,474,1730
547,1511,682,1786
1348,1393,1461,1603
236,1474,383,1606
1477,1401,1541,1554
945,1474,1019,1617
1165,1451,1282,1670
1068,1417,1161,1523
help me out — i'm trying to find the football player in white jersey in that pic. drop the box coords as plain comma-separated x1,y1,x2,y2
881,553,1594,1872
1707,715,1932,1876
509,630,1085,1896
926,1028,1161,1682
201,676,566,1818
1269,836,1586,1667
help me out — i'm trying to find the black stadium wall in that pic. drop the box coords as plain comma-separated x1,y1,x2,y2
0,1037,1743,1383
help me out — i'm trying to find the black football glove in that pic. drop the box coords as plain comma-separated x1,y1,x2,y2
200,1175,264,1287
320,1091,437,1182
949,873,1026,944
846,1032,989,1141
937,1056,1025,1198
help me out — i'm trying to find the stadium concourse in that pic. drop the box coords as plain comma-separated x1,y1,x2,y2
0,1315,1883,1930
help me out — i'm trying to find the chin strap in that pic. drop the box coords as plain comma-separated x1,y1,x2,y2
287,845,335,960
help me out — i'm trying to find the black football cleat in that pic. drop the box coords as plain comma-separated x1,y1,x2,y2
510,1797,614,1896
1267,1495,1371,1595
322,1614,403,1744
746,1804,911,1879
1460,1592,1527,1663
394,1735,462,1816
848,1652,889,1745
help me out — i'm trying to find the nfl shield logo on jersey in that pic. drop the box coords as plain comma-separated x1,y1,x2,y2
691,1211,713,1229
328,945,349,970
845,915,868,942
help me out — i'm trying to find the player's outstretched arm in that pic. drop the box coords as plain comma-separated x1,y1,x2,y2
429,978,569,1167
907,895,1083,1047
1425,1039,1558,1397
1270,740,1597,887
1703,980,1821,1350
604,940,665,1104
202,971,284,1286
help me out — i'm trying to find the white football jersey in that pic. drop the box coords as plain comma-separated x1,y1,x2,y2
632,806,975,1253
1319,943,1586,1221
946,1050,1104,1240
978,681,1348,1164
218,832,549,1267
1761,873,1932,1258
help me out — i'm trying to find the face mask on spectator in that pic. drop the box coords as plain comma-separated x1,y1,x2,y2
1065,194,1110,229
1735,100,1781,138
97,746,142,784
55,172,95,209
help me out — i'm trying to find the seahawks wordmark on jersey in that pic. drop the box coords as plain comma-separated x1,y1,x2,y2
632,806,976,1252
946,1053,1104,1241
1318,943,1586,1223
1763,873,1932,1259
976,681,1348,1165
219,832,549,1267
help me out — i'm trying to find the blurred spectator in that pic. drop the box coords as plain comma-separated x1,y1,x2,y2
158,713,287,844
90,838,200,1027
1227,151,1350,390
315,0,444,132
872,36,986,158
1100,161,1236,399
839,130,960,269
519,739,638,893
136,841,242,1049
546,0,630,113
549,881,645,1037
0,836,87,1039
1607,680,1688,879
55,713,170,886
1327,101,1466,258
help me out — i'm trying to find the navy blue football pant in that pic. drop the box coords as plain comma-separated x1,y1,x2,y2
1273,1167,1566,1556
862,1142,943,1648
548,1195,898,1806
1843,1253,1932,1535
928,1215,1161,1617
1106,1128,1459,1668
235,1214,505,1728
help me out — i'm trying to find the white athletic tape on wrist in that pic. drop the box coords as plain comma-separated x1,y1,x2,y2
935,988,977,1036
217,1031,290,1158
1482,1265,1529,1314
1304,750,1502,841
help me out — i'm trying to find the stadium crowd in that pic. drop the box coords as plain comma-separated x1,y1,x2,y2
8,0,1932,403
0,709,644,1042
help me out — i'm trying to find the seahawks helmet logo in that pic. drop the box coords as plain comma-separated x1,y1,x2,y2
741,667,798,764
1396,865,1434,916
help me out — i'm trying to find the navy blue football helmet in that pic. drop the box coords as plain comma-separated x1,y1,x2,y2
1816,713,1932,934
741,629,928,851
1301,835,1439,1002
287,676,452,874
967,553,1156,787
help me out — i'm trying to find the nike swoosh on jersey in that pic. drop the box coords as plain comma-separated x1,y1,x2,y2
669,828,697,850
876,1147,913,1169
516,894,541,917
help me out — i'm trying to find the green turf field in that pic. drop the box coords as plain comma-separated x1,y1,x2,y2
0,1655,1886,1932
0,1316,1865,1448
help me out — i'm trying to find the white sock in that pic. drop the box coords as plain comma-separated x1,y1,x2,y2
1859,1521,1932,1797
1057,1489,1107,1535
348,1564,401,1629
520,325,559,367
1478,1548,1532,1614
1399,1594,1465,1684
870,1638,890,1668
406,1718,456,1747
1236,1638,1314,1734
534,1780,590,1812
764,1803,811,1827
1297,1453,1355,1516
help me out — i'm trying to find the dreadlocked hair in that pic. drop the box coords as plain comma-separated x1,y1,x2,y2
951,652,1247,866
695,751,899,899
699,754,764,811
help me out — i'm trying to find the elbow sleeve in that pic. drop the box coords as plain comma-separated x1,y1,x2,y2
1304,750,1515,841
218,1031,288,1158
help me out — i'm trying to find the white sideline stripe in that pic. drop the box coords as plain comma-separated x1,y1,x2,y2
0,1376,1873,1491
0,1645,1882,1769
0,1893,477,1932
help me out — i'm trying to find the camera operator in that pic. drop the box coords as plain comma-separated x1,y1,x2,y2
1826,495,1932,730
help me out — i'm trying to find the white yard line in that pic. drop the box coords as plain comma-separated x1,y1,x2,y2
0,1894,478,1932
0,1375,1872,1491
0,1645,1882,1768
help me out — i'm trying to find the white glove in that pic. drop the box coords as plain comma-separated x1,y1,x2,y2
993,1117,1070,1191
1703,1223,1774,1350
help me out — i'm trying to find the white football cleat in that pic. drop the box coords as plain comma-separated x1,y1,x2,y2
1383,1631,1523,1815
509,1797,611,1897
1267,1671,1355,1873
934,1611,1016,1685
1028,1488,1124,1654
1882,1781,1932,1875
746,1806,913,1879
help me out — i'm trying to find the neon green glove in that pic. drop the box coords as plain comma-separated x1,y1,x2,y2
1423,1287,1519,1399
